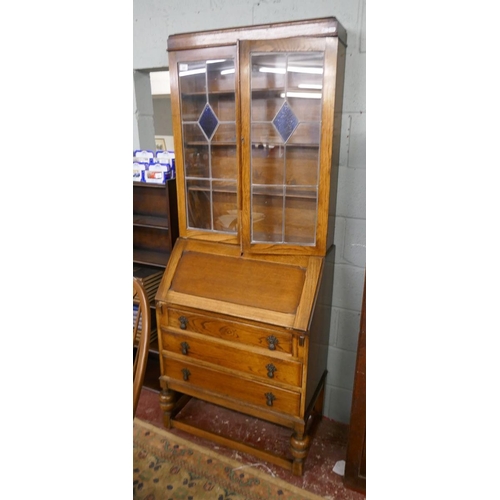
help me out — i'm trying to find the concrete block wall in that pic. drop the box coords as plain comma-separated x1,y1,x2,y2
133,0,366,424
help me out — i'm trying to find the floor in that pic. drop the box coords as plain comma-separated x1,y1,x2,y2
135,387,366,500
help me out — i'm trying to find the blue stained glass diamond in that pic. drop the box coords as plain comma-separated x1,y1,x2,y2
198,104,219,140
272,102,299,143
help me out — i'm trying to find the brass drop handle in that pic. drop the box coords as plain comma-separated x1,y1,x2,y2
179,316,187,330
266,335,278,351
265,392,276,407
180,341,190,355
266,363,277,378
181,368,191,381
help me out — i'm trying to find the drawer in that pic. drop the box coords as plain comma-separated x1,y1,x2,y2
165,307,294,355
163,356,301,417
161,330,302,387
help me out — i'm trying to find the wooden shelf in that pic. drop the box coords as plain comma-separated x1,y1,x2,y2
184,185,316,199
185,141,236,146
252,186,317,198
181,90,235,97
181,86,314,97
133,249,172,268
133,182,166,189
133,215,169,229
185,184,237,194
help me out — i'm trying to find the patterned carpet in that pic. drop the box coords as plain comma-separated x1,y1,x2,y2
133,418,325,500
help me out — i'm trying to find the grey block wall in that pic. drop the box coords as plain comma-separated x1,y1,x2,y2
133,0,366,424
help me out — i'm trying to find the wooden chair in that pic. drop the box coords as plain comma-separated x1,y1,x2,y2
133,276,151,417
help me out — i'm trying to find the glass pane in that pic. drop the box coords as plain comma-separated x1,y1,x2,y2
198,104,219,140
180,94,205,121
251,92,282,121
208,59,235,93
284,186,317,245
211,145,237,180
251,143,284,185
213,180,238,233
287,96,322,122
286,53,324,93
251,54,286,92
182,122,207,144
186,179,211,230
179,61,206,94
212,122,236,143
209,94,236,122
287,122,321,146
285,147,319,186
184,143,210,178
251,186,284,243
251,123,283,145
179,56,237,234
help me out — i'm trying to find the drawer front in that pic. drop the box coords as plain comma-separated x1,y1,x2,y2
166,307,294,355
161,330,302,387
163,356,301,416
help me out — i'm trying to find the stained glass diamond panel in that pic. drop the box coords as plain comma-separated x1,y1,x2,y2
198,104,219,140
272,102,299,143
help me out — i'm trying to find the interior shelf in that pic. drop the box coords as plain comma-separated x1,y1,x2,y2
133,215,169,229
184,141,236,146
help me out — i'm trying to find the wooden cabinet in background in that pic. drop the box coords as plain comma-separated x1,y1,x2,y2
133,180,179,267
133,179,179,391
344,277,366,493
156,17,347,476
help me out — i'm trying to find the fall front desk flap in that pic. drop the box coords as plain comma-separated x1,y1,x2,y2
155,239,324,332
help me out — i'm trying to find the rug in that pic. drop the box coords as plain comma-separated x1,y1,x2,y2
133,418,325,500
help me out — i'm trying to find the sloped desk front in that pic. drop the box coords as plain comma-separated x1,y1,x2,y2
155,239,333,475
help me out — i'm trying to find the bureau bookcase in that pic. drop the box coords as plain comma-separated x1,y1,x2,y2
155,17,346,475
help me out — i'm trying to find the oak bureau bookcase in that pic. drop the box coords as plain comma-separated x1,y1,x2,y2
155,17,347,476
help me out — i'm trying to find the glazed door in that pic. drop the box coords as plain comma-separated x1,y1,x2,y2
240,37,339,255
169,46,241,244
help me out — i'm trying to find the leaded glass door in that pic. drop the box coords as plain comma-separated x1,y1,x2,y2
170,46,240,244
240,37,337,256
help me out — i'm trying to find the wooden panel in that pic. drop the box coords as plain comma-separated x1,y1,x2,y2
157,240,322,331
170,251,306,314
165,307,294,354
344,277,366,493
167,17,346,51
166,290,297,329
163,356,301,416
161,329,302,387
293,256,323,331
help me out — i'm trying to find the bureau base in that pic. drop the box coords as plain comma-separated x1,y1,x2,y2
158,372,326,476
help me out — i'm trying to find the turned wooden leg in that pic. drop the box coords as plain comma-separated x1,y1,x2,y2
159,388,176,429
290,431,311,476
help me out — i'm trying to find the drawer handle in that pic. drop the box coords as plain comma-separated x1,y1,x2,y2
180,341,190,355
181,368,191,381
179,316,188,330
265,392,276,407
266,335,278,351
266,363,277,378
